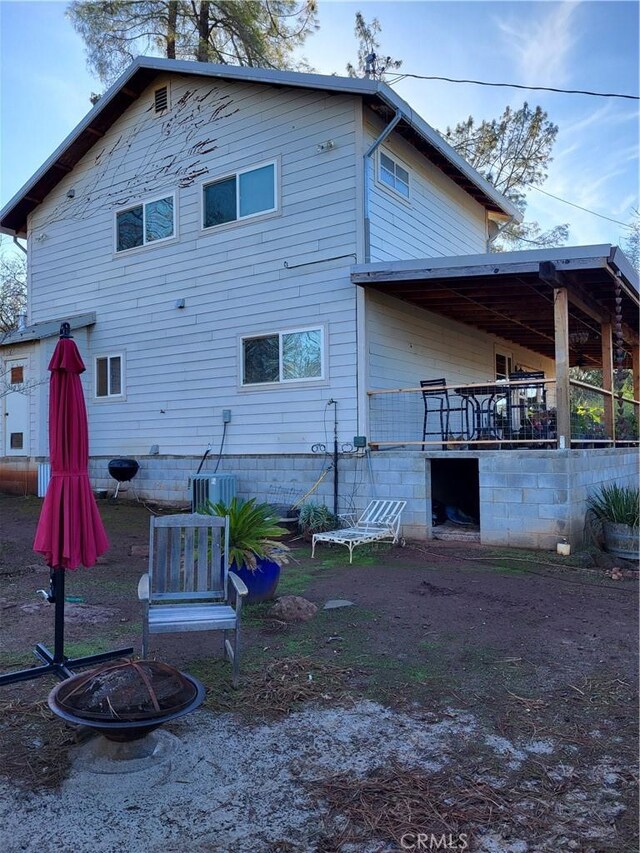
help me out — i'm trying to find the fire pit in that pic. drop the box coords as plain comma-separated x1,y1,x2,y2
48,660,204,742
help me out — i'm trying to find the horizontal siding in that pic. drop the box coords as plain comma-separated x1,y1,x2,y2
364,111,488,261
366,291,555,390
27,74,360,456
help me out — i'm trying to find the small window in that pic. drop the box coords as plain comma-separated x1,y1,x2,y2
116,195,174,252
379,151,410,198
95,355,123,398
10,433,23,450
154,86,168,114
203,162,276,229
10,366,24,384
242,328,323,386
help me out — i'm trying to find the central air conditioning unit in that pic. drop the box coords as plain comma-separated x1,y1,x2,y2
190,474,236,512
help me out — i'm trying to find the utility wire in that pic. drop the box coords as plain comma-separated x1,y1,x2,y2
387,72,639,101
527,185,634,228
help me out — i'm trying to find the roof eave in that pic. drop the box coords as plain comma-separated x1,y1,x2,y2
0,312,96,347
351,244,639,301
0,57,518,234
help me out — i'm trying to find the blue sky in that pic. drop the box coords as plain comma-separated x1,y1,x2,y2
1,0,638,251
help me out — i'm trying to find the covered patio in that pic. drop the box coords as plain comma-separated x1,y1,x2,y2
351,245,638,549
353,245,639,450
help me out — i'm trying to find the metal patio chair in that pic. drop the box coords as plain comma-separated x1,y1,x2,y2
311,499,407,563
421,378,473,448
138,513,247,687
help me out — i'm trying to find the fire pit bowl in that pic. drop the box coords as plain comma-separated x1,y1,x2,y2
48,660,205,742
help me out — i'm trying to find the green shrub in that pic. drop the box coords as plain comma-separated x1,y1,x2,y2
297,501,339,540
205,496,290,570
587,484,640,528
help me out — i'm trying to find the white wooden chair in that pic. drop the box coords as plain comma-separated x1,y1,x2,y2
138,513,247,687
311,500,407,564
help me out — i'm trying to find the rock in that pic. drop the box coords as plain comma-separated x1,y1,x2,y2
323,599,354,610
269,596,317,622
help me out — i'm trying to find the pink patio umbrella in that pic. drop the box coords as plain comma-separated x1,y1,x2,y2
0,323,132,686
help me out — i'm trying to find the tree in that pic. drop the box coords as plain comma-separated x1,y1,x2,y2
67,0,319,85
621,209,639,271
443,104,569,250
346,11,402,81
0,244,27,336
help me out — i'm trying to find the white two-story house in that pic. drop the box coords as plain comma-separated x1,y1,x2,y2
1,58,637,548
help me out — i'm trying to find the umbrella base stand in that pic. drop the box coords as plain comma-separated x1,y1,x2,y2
0,570,134,687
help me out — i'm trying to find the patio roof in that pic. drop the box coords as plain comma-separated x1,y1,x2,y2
352,245,639,367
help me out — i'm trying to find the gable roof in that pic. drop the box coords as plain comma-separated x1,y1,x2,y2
0,57,520,236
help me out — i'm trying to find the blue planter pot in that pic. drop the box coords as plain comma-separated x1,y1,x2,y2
231,557,281,603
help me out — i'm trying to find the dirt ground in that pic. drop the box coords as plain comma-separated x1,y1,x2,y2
0,494,638,852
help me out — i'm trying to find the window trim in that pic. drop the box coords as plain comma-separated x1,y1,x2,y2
239,325,325,388
494,347,513,381
113,191,177,254
377,149,411,201
201,159,279,231
94,353,126,401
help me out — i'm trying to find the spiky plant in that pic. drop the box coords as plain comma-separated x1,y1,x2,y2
298,501,339,541
587,484,640,528
206,497,290,570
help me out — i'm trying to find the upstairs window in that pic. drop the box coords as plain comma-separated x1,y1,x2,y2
242,327,323,386
115,195,175,252
379,151,410,199
203,162,277,229
95,355,123,398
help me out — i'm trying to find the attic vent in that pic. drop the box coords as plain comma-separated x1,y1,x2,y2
154,86,168,114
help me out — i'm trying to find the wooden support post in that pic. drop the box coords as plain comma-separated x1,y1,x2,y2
554,288,571,446
601,321,614,440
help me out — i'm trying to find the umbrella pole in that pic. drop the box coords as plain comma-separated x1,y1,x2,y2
53,569,65,663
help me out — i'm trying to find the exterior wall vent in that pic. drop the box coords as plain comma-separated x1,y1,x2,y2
190,474,236,512
154,86,169,114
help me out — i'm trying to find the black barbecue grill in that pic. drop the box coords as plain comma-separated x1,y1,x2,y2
108,458,139,498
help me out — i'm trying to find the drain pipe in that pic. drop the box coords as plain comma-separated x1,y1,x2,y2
363,110,402,262
12,236,27,254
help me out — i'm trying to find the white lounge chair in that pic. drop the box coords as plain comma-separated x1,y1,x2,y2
311,499,407,564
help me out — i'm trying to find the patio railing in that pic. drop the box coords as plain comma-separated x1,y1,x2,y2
569,380,639,446
367,379,639,450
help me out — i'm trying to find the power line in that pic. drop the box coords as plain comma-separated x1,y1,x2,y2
387,72,639,101
528,185,634,228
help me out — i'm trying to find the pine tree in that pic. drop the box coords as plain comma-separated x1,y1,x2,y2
68,1,319,85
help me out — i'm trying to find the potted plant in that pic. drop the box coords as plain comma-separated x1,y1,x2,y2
586,484,639,562
206,497,290,602
297,501,339,542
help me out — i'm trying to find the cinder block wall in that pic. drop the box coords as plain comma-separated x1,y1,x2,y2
477,449,639,550
565,449,639,544
86,448,638,551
